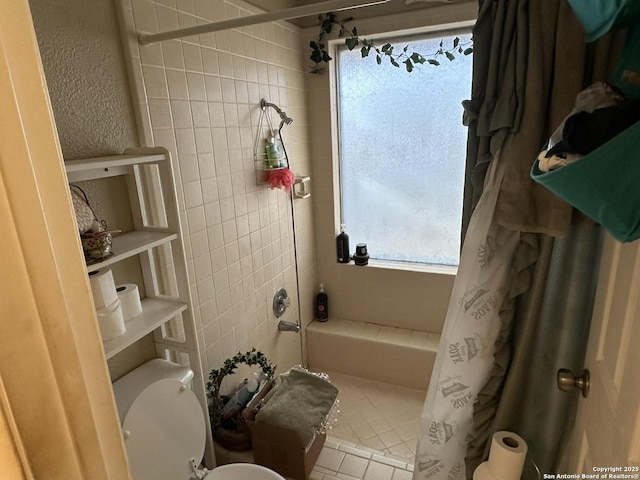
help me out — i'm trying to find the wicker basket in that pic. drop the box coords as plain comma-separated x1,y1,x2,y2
81,232,114,261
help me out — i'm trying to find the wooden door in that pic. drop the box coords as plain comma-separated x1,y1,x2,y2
564,234,640,471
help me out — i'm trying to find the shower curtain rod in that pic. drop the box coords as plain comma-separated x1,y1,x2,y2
138,0,391,45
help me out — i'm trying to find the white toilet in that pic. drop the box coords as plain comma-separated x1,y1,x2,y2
112,358,285,480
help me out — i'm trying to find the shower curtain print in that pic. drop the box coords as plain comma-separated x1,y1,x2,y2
413,158,520,480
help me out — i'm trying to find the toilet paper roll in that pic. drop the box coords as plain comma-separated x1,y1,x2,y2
473,461,498,480
483,431,528,480
96,299,126,341
116,284,142,321
88,268,117,309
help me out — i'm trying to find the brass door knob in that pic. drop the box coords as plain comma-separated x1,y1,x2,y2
557,368,590,397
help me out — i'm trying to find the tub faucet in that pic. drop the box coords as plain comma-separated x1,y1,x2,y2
277,320,301,332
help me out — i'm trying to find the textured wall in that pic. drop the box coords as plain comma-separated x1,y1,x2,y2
29,0,138,160
29,0,152,380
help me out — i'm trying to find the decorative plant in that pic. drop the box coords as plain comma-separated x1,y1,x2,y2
309,12,473,73
206,348,276,426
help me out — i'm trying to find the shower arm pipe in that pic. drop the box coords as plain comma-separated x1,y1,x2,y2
138,0,391,45
261,99,294,128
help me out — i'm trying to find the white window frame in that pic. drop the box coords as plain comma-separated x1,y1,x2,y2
331,21,475,274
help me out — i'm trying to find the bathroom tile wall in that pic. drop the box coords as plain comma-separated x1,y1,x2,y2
119,0,317,373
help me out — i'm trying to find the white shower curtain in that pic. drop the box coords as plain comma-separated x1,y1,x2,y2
413,154,521,480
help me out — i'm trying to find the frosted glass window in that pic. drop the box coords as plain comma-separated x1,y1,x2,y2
337,29,472,266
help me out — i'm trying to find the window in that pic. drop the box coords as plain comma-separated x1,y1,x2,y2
337,28,472,267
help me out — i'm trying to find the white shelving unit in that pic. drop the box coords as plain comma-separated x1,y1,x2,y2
65,146,215,467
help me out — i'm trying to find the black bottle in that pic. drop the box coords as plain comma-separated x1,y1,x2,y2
336,224,350,263
315,284,328,321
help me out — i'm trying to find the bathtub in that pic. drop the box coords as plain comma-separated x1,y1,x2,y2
306,318,440,391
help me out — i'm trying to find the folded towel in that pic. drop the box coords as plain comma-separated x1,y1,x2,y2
255,369,338,447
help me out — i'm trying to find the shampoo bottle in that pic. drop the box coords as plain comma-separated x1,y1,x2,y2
336,224,350,263
315,284,328,321
265,133,280,168
221,377,259,419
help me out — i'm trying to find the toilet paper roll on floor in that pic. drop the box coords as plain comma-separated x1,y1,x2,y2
116,284,142,320
473,431,528,480
96,299,126,341
88,267,117,309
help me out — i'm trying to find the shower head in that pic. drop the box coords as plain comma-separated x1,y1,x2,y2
261,99,294,126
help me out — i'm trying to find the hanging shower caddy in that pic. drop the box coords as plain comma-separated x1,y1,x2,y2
254,100,289,186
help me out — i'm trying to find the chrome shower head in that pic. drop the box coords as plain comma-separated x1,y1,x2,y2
261,99,294,126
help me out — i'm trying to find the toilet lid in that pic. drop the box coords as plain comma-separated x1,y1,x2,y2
122,379,205,480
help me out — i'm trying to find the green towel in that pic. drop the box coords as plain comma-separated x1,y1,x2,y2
255,369,338,447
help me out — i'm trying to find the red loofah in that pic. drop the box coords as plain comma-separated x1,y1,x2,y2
266,167,296,191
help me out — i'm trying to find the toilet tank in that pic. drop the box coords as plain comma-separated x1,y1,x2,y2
112,359,206,480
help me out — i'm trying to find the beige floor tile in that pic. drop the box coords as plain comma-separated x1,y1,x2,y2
338,443,373,459
360,436,386,452
338,454,369,478
368,417,393,435
392,469,414,480
379,429,403,449
387,442,414,460
364,461,395,480
323,371,423,471
352,422,377,440
316,447,346,471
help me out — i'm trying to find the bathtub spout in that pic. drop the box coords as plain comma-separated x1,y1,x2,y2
278,320,301,332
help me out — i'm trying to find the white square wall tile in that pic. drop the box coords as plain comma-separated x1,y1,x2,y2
148,98,173,129
220,77,237,103
197,153,216,179
232,55,247,80
201,178,219,204
216,175,233,199
186,72,207,101
194,254,212,281
194,128,213,154
139,42,165,69
207,224,224,249
162,41,186,70
191,101,210,127
208,102,226,128
132,0,159,34
182,43,203,72
183,180,203,208
218,51,234,77
170,100,193,128
166,69,189,99
186,205,206,233
204,75,223,102
204,201,222,227
156,5,179,31
175,129,197,156
202,48,219,74
142,66,169,98
178,153,200,183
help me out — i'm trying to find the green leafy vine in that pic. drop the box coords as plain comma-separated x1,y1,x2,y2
309,12,473,73
205,348,275,425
